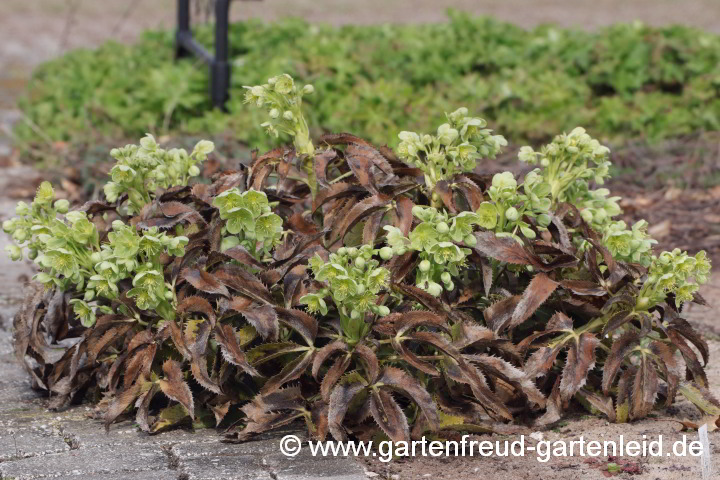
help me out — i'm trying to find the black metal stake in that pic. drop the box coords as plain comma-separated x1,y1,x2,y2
175,0,232,110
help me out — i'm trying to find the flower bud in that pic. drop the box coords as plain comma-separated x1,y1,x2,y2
419,259,431,272
15,202,30,216
54,199,70,214
350,309,361,320
269,108,280,119
283,110,294,121
13,229,27,242
2,219,16,234
505,207,519,222
302,84,315,95
5,245,22,261
354,257,365,269
376,305,390,316
427,282,442,297
337,247,347,256
581,209,594,224
436,222,449,234
441,272,452,284
379,247,393,260
463,234,477,246
188,165,201,177
346,247,358,257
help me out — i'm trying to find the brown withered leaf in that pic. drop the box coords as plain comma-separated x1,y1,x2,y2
559,280,607,297
313,149,338,187
177,296,216,325
260,350,315,395
312,182,367,213
392,283,471,324
630,354,658,419
576,388,616,422
328,381,366,441
369,390,410,443
210,400,231,426
105,380,144,430
214,324,261,377
602,309,635,335
559,333,599,405
434,181,457,214
678,382,720,416
473,231,577,271
453,175,484,211
465,354,545,408
508,273,558,331
158,359,195,419
650,340,681,406
601,332,638,395
311,401,330,440
320,355,352,400
376,367,438,431
353,344,380,384
221,245,266,271
181,268,230,297
331,193,392,243
188,321,222,394
483,295,521,333
345,143,393,194
228,297,279,341
230,386,308,442
312,341,349,380
443,358,513,421
276,308,318,346
213,264,273,304
394,195,414,236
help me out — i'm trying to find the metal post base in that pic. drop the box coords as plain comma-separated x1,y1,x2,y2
175,0,232,110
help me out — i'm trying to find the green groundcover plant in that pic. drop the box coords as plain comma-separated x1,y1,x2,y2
7,74,716,445
13,11,720,164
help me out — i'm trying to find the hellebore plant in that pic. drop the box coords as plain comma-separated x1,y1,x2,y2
5,74,716,446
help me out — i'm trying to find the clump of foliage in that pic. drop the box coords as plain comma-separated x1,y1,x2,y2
9,75,717,444
13,13,720,164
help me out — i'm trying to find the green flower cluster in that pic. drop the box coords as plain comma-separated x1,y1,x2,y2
3,182,96,289
569,183,622,230
301,245,391,343
396,107,507,189
3,178,188,327
485,170,552,242
636,249,711,310
243,74,315,158
104,135,214,214
212,188,284,261
520,129,657,266
384,206,478,296
518,127,611,203
67,222,187,326
602,220,656,267
3,182,73,261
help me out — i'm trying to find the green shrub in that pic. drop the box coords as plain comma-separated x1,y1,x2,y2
13,12,720,163
7,75,715,442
